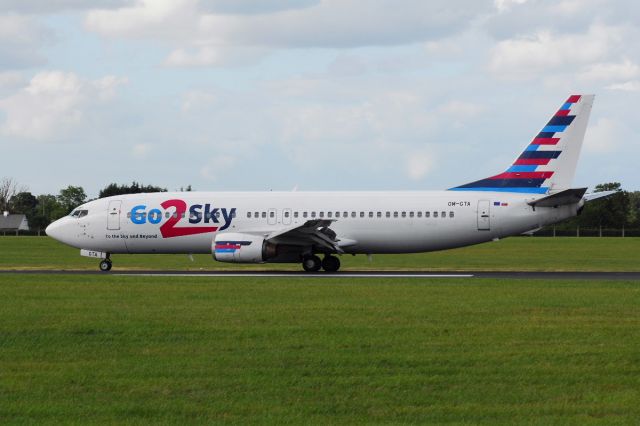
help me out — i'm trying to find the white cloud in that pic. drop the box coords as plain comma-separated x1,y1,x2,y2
406,152,434,180
0,71,127,141
584,118,623,154
0,71,25,90
0,0,131,14
0,15,52,69
181,90,216,112
606,81,640,92
85,0,494,66
579,59,640,83
200,154,236,181
494,0,528,13
131,143,151,158
488,24,624,79
165,45,268,67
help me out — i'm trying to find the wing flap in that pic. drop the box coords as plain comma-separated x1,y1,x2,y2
266,219,345,254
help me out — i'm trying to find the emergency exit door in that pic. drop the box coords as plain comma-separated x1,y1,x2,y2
477,200,490,230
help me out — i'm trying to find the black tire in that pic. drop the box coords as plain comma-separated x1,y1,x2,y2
322,256,340,272
99,260,112,272
302,255,321,272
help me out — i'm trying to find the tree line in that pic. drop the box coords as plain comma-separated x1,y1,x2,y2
0,177,182,233
1,177,639,235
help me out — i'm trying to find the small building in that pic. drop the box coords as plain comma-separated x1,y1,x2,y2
0,212,30,235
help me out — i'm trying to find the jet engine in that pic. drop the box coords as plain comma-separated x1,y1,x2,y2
212,233,277,263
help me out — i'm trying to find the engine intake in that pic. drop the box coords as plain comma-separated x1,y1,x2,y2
212,233,277,263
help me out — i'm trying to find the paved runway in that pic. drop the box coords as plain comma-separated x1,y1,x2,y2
1,270,639,280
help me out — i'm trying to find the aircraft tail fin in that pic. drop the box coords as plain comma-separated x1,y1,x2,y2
450,95,594,194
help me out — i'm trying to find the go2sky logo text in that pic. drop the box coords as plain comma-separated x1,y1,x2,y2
128,199,236,238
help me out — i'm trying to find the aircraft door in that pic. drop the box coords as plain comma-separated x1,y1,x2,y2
107,200,122,230
268,208,277,225
477,200,490,230
283,208,292,225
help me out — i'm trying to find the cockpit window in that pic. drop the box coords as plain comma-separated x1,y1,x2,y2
70,209,88,218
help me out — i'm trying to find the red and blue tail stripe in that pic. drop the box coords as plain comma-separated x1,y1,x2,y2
450,95,581,194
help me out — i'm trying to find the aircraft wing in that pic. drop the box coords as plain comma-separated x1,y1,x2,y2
265,219,347,253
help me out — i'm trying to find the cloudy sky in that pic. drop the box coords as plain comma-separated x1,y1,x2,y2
0,0,638,197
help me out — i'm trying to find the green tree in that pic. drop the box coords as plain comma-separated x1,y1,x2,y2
99,182,166,198
576,182,629,231
57,186,87,215
10,192,38,218
34,194,63,228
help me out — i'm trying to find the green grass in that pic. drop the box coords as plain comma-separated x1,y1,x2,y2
1,236,639,271
1,274,639,424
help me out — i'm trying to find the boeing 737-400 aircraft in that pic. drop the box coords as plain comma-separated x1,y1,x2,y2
46,95,611,272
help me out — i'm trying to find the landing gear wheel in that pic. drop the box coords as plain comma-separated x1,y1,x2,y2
302,255,322,272
99,259,112,272
322,255,340,272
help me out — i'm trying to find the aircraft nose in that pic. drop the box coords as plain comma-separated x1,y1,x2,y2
45,219,63,240
45,218,75,246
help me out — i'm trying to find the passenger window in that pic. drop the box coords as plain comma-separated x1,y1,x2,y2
231,211,236,218
126,212,131,218
327,212,332,218
360,212,365,218
336,212,340,218
386,212,390,218
262,212,266,218
377,212,382,218
393,212,398,218
284,211,289,218
319,212,324,218
254,212,258,218
270,211,275,218
247,212,252,218
441,211,446,218
449,211,454,218
409,212,414,218
311,212,316,218
434,212,438,218
417,212,422,218
368,212,373,218
294,212,299,218
165,212,170,218
401,212,406,218
351,212,356,218
303,212,308,218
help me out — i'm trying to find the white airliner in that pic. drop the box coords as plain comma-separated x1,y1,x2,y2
47,95,611,272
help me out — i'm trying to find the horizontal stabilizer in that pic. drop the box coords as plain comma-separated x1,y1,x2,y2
528,187,587,207
584,191,616,202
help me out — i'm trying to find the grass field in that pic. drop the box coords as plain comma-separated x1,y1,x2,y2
1,236,640,271
1,274,639,424
1,237,639,423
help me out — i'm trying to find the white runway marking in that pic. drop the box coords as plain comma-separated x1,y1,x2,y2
121,273,474,278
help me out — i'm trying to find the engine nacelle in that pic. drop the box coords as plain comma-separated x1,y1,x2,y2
212,233,277,263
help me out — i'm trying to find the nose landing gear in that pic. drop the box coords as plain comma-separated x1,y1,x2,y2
99,256,112,272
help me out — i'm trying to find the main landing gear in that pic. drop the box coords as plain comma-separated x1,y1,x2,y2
99,256,112,272
302,254,340,272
